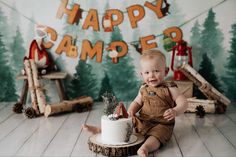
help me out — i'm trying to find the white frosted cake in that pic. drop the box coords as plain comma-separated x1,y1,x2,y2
101,115,132,145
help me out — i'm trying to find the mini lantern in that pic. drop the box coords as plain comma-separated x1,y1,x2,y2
170,40,193,80
103,13,113,32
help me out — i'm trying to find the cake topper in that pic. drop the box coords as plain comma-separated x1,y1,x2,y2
107,102,129,120
102,92,118,116
115,102,129,118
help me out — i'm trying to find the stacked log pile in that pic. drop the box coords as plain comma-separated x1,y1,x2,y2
16,59,93,118
180,64,231,113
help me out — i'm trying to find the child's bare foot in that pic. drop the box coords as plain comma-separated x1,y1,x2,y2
137,147,148,157
82,124,101,134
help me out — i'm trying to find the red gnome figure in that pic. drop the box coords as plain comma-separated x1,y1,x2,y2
23,25,55,75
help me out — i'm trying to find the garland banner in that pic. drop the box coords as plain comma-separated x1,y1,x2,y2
41,0,183,63
0,0,227,63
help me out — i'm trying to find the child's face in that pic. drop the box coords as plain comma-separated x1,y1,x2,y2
140,58,166,87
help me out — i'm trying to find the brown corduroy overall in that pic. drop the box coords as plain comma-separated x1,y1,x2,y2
133,81,177,145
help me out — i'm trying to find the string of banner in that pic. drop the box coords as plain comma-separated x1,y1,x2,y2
0,0,227,64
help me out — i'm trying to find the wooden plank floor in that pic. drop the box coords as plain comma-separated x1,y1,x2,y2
0,102,236,157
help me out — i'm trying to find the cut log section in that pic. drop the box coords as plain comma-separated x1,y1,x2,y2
88,133,145,157
44,96,93,117
180,64,231,113
186,98,215,113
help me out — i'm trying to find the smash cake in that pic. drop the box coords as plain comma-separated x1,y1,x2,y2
99,102,135,145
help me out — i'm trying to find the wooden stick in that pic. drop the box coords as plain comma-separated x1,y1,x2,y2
24,60,39,114
55,79,67,101
13,80,28,113
44,96,93,117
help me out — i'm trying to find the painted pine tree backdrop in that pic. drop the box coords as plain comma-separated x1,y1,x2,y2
0,0,236,102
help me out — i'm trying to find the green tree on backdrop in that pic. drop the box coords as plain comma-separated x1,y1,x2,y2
9,3,21,38
9,26,26,74
67,60,98,99
0,34,18,101
59,4,87,99
200,9,224,59
97,72,114,101
190,20,202,70
88,31,106,100
105,27,139,101
0,7,11,45
223,23,236,101
195,53,222,99
0,6,13,71
195,9,225,94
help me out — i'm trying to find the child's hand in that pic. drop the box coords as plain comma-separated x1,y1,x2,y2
163,108,177,121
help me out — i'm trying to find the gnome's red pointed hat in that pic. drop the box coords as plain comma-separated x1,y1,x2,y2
115,102,129,118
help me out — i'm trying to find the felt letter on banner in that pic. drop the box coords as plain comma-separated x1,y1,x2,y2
80,40,103,62
105,9,124,28
42,27,57,49
140,35,157,51
56,0,80,24
82,9,100,31
145,0,165,19
106,41,128,58
55,35,72,55
163,26,183,42
127,5,145,28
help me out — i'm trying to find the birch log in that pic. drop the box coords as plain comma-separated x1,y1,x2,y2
44,96,93,117
30,59,46,113
24,59,39,114
180,64,231,106
186,98,216,113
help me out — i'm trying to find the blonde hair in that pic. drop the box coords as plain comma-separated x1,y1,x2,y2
140,49,166,65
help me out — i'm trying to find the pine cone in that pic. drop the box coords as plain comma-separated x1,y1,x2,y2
195,105,205,118
12,102,23,113
24,107,37,119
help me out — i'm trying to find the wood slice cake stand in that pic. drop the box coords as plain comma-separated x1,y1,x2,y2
88,133,145,157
